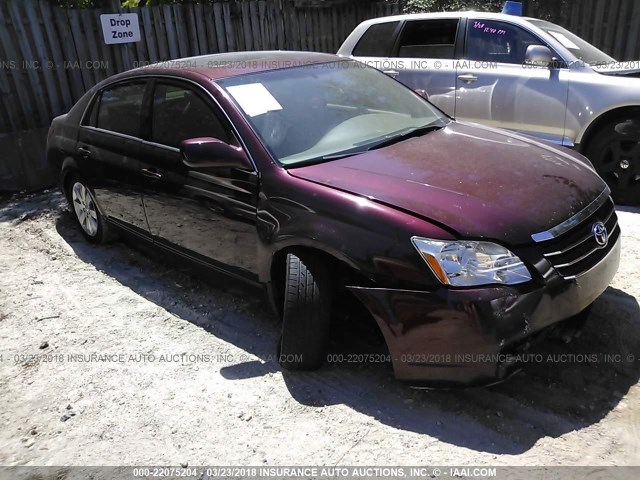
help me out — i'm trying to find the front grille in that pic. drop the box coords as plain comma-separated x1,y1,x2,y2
538,197,619,279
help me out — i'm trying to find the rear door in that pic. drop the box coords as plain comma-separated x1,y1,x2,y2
77,80,150,235
454,18,570,145
386,18,462,116
139,79,260,281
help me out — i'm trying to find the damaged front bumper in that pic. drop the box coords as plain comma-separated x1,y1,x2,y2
348,235,621,386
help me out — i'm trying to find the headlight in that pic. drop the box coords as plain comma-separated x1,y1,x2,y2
411,237,532,287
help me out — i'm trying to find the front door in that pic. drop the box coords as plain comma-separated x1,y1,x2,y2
454,18,570,145
139,80,259,281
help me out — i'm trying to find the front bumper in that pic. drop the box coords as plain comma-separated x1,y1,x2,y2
349,235,621,385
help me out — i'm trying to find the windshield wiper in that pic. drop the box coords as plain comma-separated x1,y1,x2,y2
292,122,446,166
319,151,368,161
364,123,445,151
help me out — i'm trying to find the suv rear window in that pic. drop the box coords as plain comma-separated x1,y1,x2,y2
353,21,400,57
397,19,459,59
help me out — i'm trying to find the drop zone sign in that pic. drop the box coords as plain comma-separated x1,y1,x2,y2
100,13,141,45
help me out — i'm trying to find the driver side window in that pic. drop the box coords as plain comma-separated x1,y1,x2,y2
466,20,542,65
151,83,232,148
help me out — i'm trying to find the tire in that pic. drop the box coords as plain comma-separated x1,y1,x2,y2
279,253,333,371
66,174,114,244
585,120,640,205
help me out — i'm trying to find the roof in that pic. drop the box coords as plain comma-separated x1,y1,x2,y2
337,11,543,56
124,51,342,81
358,11,536,24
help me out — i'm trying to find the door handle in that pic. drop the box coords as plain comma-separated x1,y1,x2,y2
78,146,92,158
458,73,478,83
141,168,162,180
383,69,400,78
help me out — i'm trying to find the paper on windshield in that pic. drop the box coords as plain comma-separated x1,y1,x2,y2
226,83,283,117
548,31,580,50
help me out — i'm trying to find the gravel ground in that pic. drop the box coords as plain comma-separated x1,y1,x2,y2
0,191,639,467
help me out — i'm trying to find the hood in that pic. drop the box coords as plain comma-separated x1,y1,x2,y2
288,122,607,245
593,62,640,78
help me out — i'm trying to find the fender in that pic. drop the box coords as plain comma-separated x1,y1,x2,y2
258,235,361,285
60,156,80,198
576,105,640,149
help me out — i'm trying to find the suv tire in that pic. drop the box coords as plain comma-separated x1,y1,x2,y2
586,121,640,205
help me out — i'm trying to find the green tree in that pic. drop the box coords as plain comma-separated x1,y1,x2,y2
523,0,570,21
404,0,504,14
53,0,106,7
120,0,218,6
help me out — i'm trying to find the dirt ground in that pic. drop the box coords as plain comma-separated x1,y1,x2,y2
0,190,639,467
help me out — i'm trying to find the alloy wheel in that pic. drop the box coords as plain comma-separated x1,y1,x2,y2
71,182,99,237
598,139,640,193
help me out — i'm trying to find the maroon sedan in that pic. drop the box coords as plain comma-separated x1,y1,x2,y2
47,51,620,385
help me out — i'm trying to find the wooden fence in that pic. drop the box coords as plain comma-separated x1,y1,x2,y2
524,0,640,61
3,0,640,191
0,0,400,191
0,0,400,137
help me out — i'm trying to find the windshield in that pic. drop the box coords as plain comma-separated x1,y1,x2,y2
217,61,448,166
528,19,616,65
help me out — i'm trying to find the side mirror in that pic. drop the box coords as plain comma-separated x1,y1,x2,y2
525,45,553,68
180,137,252,170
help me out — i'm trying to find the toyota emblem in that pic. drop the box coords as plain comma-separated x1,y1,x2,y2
592,221,608,247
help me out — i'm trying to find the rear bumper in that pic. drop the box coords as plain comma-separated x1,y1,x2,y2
349,235,621,386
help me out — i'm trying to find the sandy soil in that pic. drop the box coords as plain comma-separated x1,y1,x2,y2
0,191,639,467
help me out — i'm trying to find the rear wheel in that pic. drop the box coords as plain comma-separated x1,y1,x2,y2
586,120,640,205
67,175,113,244
279,253,333,370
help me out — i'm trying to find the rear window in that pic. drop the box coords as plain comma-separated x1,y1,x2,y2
397,19,459,59
353,21,400,57
82,94,100,127
96,82,147,137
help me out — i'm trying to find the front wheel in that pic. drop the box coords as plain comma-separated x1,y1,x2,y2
585,121,640,205
279,253,333,371
68,175,114,244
